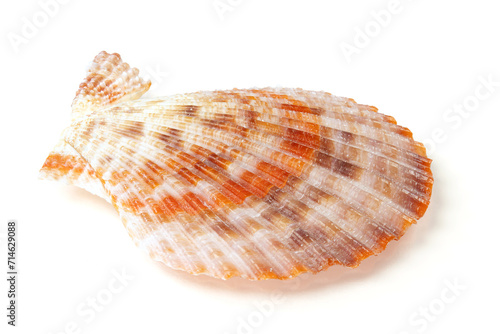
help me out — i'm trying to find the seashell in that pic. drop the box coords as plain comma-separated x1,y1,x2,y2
40,51,433,280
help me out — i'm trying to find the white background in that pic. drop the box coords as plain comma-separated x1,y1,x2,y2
1,0,499,333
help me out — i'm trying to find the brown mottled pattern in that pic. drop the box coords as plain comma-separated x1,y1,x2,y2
40,51,433,280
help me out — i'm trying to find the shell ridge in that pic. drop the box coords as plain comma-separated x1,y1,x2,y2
87,115,336,280
99,104,428,228
39,137,108,200
206,88,416,148
112,108,398,270
64,125,247,278
282,176,396,253
71,51,151,121
104,115,386,264
108,106,431,222
69,118,299,279
261,186,372,267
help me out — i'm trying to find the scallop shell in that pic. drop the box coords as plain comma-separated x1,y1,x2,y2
40,51,433,280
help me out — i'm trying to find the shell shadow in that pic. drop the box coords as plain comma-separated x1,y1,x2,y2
63,186,116,216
